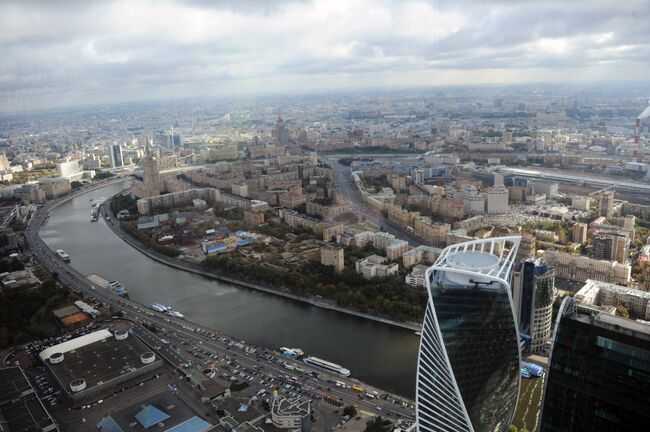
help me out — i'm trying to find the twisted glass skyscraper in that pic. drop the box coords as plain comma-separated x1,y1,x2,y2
416,237,521,432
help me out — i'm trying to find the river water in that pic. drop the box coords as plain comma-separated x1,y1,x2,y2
39,179,420,398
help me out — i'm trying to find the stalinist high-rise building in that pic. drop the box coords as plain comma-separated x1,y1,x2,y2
272,116,289,146
142,140,161,197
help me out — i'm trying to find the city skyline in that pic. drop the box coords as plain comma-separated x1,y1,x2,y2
1,0,649,112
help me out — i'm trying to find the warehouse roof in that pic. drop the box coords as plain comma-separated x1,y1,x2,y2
39,329,112,361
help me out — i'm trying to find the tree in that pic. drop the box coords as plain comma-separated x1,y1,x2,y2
364,416,391,432
616,304,630,319
508,426,519,432
343,405,357,417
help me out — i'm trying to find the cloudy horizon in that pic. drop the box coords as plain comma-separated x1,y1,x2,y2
1,0,649,113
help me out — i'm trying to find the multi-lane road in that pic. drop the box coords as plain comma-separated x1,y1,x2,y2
25,195,417,421
326,158,427,247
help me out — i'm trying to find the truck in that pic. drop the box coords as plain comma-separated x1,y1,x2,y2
352,385,364,393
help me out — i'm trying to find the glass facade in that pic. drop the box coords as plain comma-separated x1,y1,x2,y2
416,238,521,432
541,299,650,431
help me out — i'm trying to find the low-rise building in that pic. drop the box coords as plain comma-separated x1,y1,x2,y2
405,264,429,287
271,397,312,432
39,329,163,407
38,177,71,199
402,245,437,269
355,255,398,279
543,250,631,285
385,239,409,261
575,279,650,320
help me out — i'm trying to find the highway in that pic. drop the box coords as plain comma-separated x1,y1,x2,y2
25,193,416,421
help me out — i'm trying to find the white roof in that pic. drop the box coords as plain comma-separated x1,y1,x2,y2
39,329,113,361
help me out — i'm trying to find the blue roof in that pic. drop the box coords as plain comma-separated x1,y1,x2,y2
165,417,213,432
135,405,170,429
207,244,227,252
97,416,124,432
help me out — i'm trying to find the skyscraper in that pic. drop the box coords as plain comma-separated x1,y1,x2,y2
142,142,161,197
511,257,555,354
110,143,124,168
598,190,614,218
541,297,650,431
416,237,521,432
273,116,289,146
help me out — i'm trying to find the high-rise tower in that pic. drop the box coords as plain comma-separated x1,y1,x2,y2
142,140,161,197
416,237,521,432
272,116,289,146
511,257,555,354
110,143,124,168
541,297,650,431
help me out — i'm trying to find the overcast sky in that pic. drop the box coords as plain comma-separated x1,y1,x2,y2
1,0,648,112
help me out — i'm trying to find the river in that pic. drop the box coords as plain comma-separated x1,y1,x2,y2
39,179,420,398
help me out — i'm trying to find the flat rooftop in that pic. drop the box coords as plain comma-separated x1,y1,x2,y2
0,367,57,432
47,333,154,393
99,391,212,432
573,308,650,341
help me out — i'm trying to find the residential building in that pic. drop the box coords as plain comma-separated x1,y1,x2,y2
511,257,556,353
593,232,629,264
572,223,587,244
320,245,344,273
405,264,428,287
244,209,264,226
385,239,409,261
486,185,509,214
571,196,590,211
0,153,9,171
543,250,631,285
574,279,650,320
540,297,650,431
355,255,398,279
38,177,71,199
463,191,486,215
142,153,162,198
231,183,248,198
417,237,521,432
599,190,614,218
137,188,220,214
402,245,437,269
413,218,450,246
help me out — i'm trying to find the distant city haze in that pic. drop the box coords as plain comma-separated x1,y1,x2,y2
1,0,649,112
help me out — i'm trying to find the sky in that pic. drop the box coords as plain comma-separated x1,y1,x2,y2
1,0,649,112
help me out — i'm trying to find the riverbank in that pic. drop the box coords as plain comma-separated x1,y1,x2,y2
101,201,422,332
